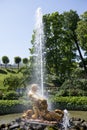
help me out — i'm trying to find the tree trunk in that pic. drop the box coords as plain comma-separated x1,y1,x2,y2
74,38,87,75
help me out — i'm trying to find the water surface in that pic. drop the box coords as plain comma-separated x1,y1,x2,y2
0,113,22,125
0,111,87,125
69,111,87,121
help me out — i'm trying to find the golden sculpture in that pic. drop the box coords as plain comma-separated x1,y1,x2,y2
22,84,64,122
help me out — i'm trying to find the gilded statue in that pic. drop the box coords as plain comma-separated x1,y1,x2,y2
22,84,64,122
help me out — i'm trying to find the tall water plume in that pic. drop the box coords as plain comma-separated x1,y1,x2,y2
32,7,45,96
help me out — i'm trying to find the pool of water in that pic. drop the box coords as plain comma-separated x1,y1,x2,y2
69,111,87,121
0,111,87,125
0,113,22,125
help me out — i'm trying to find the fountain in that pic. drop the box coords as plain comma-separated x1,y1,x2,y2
63,109,70,130
22,83,64,130
21,84,87,130
0,7,87,130
18,8,87,130
32,7,45,96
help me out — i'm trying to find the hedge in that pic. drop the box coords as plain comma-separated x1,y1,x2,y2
50,96,87,111
0,100,32,115
0,97,87,115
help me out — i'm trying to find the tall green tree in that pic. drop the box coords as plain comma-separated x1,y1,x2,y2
23,58,29,67
2,56,10,68
30,10,87,84
43,11,78,82
14,56,21,69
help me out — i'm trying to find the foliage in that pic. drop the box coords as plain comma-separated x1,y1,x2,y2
44,10,79,81
50,96,87,110
79,58,87,68
0,67,28,99
30,10,81,84
76,11,87,52
55,89,87,97
2,56,10,68
17,66,32,86
3,91,19,100
75,11,87,73
14,56,21,69
51,96,87,104
0,69,7,74
0,91,3,99
3,75,22,91
28,10,87,94
58,68,87,96
23,58,29,66
0,100,31,115
6,68,16,74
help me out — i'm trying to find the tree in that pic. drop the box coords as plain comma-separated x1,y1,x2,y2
14,56,21,69
2,56,10,68
23,58,29,66
30,10,87,84
43,11,78,82
76,11,87,74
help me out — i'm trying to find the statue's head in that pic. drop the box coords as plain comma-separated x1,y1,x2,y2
31,84,38,93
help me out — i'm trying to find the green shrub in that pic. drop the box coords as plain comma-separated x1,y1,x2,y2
3,91,19,100
3,75,21,91
50,96,87,110
0,100,31,115
56,89,86,96
60,78,87,96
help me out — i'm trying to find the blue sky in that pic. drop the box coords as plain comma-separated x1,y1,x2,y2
0,0,87,63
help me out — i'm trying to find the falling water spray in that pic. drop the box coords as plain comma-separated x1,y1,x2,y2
33,7,45,96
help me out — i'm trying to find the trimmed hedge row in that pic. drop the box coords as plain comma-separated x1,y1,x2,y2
50,96,87,111
0,97,87,115
0,100,32,115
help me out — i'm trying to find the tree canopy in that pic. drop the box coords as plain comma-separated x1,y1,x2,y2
14,56,21,69
2,56,10,68
30,10,87,85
